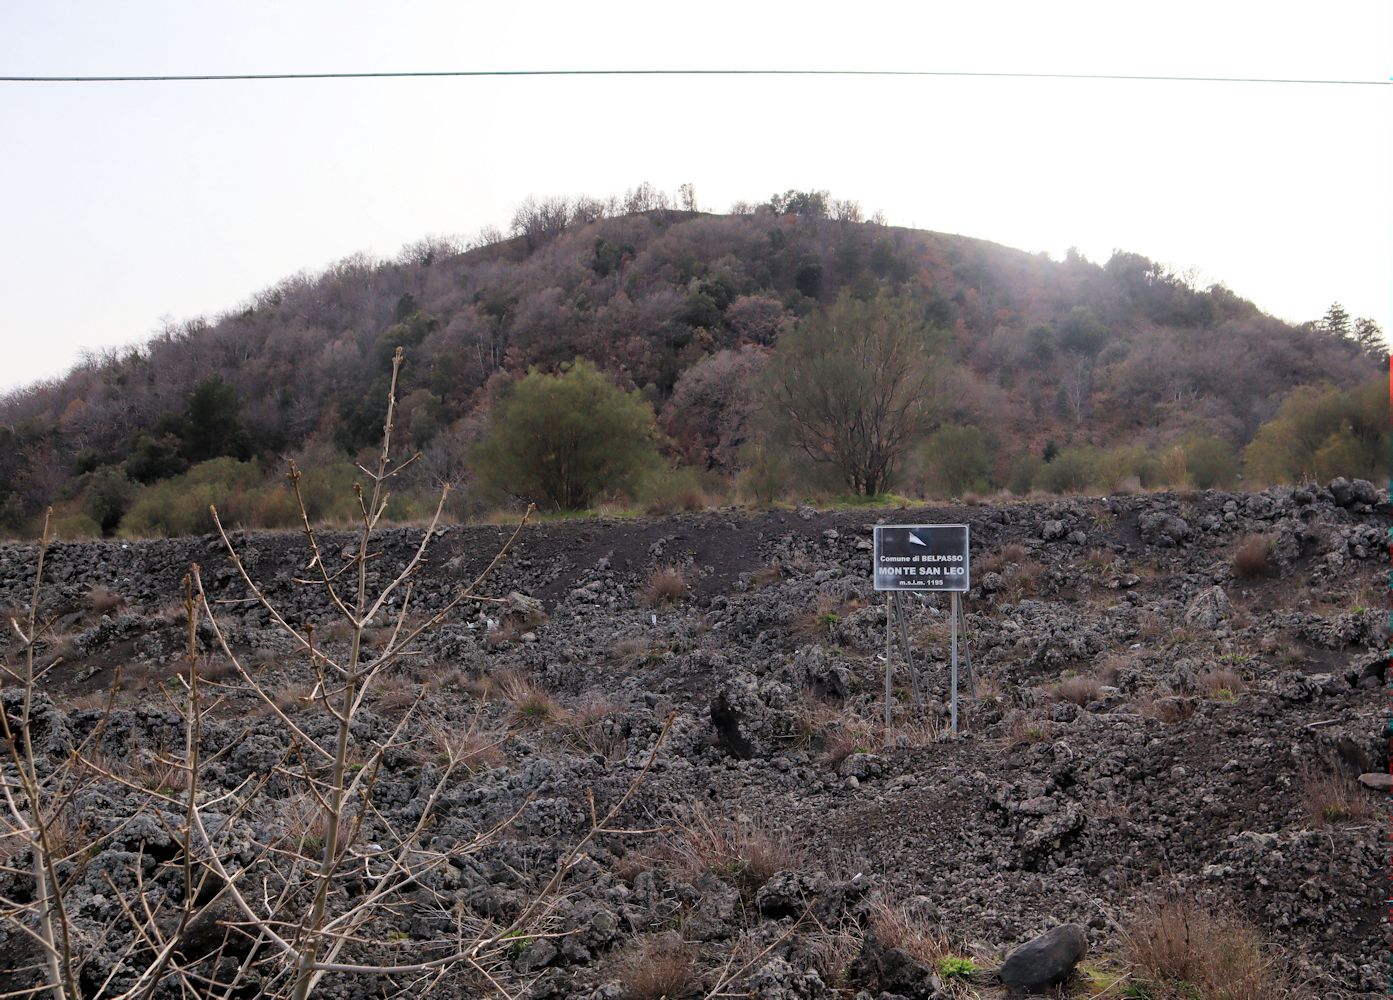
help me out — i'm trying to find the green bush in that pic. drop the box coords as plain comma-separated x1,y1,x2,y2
1184,435,1239,489
1243,379,1384,483
919,425,991,496
51,512,102,540
120,458,265,537
638,466,707,514
470,360,660,510
1006,455,1043,495
736,444,790,506
82,466,138,535
1034,447,1095,493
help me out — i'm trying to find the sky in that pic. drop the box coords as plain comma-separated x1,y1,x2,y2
0,1,1389,392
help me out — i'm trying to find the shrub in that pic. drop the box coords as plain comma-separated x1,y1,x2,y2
1231,534,1275,579
638,465,706,515
470,359,660,510
1034,447,1094,493
1184,435,1239,489
619,934,699,1000
82,466,137,535
1123,897,1289,1000
1242,378,1384,484
51,512,102,539
120,458,264,537
918,424,992,497
641,565,689,607
765,290,945,495
1299,763,1373,825
1052,674,1104,706
736,444,790,505
1006,455,1043,495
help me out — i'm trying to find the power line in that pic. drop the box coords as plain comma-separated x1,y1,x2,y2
0,68,1388,86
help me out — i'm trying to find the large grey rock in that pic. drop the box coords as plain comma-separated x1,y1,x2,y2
998,923,1087,993
1138,511,1190,547
1184,586,1230,630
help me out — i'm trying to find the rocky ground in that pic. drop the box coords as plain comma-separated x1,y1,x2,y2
0,481,1387,998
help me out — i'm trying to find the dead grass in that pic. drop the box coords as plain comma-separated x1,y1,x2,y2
85,586,124,614
1195,668,1247,701
1136,695,1197,724
1051,673,1104,706
417,713,506,774
641,565,689,607
1002,560,1044,601
1231,533,1276,579
613,635,664,665
371,675,420,712
790,592,856,642
1299,763,1374,826
564,695,628,759
1094,652,1137,685
1002,712,1052,748
619,933,700,1000
868,901,981,995
665,804,803,901
1123,897,1290,1000
750,561,785,589
496,670,562,728
977,542,1028,575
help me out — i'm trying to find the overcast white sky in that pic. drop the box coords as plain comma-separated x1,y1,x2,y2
1,1,1389,392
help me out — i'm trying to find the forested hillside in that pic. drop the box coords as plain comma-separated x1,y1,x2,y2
0,189,1383,538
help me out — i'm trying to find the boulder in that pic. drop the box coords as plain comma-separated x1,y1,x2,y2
1041,520,1067,541
1138,512,1190,547
998,923,1087,993
1184,586,1230,630
1357,773,1391,792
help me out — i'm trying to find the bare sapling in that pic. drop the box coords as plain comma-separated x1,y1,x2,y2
0,347,669,999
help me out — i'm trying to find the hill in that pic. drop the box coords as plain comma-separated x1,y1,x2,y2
0,192,1383,537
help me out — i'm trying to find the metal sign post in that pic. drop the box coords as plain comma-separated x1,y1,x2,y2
872,524,971,735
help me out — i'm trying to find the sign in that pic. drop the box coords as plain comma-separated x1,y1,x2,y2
872,524,970,592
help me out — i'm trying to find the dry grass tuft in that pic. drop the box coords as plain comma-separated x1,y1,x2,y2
1231,534,1276,579
750,561,785,589
790,592,855,641
868,901,981,994
564,695,628,759
417,714,506,774
496,670,562,727
666,805,802,900
1299,763,1374,826
619,933,700,1000
1136,695,1197,724
1196,668,1247,701
1123,897,1290,1000
1002,712,1051,748
641,565,689,607
977,542,1028,575
1052,673,1104,706
86,586,124,614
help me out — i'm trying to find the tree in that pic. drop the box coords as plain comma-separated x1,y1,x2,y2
82,466,137,535
1319,302,1351,340
182,376,251,462
766,290,945,495
1353,316,1386,360
470,359,660,509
